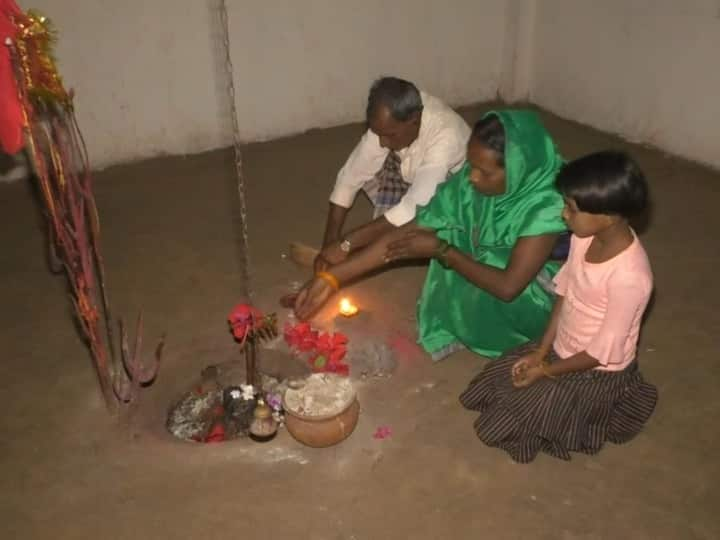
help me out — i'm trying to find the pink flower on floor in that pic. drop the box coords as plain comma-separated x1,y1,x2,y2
373,425,392,440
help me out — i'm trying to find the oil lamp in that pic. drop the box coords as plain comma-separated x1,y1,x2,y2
339,297,358,317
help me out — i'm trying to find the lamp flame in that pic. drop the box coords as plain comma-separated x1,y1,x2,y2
339,297,358,317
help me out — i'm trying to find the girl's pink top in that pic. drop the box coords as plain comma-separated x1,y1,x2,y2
553,232,653,371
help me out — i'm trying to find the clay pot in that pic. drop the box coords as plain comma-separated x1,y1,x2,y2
283,398,360,448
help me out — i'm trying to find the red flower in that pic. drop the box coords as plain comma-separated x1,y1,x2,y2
326,362,350,376
316,332,348,365
284,322,318,351
228,303,264,341
284,324,350,376
205,422,226,443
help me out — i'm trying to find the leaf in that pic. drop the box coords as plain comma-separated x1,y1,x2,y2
313,355,327,370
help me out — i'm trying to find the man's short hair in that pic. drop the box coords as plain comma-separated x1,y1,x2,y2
366,77,423,122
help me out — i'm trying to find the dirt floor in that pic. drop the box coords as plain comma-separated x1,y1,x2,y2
1,104,718,540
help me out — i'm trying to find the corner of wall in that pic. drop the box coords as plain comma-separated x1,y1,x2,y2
499,0,537,103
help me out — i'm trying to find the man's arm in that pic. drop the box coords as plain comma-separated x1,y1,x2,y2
294,222,419,320
330,222,418,283
322,203,350,246
317,204,393,271
326,130,386,241
337,215,396,252
337,142,458,253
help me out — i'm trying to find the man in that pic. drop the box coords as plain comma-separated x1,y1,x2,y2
315,76,471,270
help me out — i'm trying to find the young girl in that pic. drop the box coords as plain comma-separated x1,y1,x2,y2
460,150,658,463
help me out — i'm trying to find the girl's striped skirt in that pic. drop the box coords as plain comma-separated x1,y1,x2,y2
459,343,658,463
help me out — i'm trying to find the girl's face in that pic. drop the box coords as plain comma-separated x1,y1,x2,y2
561,197,615,237
467,141,506,196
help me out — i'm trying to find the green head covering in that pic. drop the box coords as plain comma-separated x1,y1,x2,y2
416,109,566,251
413,109,568,358
491,110,563,207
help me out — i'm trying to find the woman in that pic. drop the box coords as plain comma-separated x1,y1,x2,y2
295,110,567,360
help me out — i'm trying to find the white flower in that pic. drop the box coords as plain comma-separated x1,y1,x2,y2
240,384,255,401
229,389,241,399
190,399,207,416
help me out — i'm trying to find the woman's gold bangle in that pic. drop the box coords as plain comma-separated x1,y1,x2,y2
316,271,340,291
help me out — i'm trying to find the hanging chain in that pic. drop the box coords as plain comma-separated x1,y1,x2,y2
219,0,253,299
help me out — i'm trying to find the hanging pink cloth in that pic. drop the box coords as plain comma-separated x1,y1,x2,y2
0,0,24,154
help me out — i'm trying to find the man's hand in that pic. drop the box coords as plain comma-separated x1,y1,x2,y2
313,255,329,273
294,276,336,320
384,229,440,262
314,241,348,272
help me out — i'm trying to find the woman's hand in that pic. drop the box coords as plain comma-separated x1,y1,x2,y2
384,229,440,262
293,277,335,320
511,351,545,388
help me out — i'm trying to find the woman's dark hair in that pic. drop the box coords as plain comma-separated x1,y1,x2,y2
366,77,423,122
555,151,648,217
471,114,505,166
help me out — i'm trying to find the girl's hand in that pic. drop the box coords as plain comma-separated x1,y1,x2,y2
511,351,544,380
512,364,544,388
511,351,546,388
294,277,335,320
384,229,440,262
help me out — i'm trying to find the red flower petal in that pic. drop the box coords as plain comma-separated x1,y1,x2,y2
334,363,350,376
228,303,251,322
332,333,349,346
298,337,316,352
229,304,264,326
329,347,347,364
232,326,248,340
294,322,311,336
205,423,226,443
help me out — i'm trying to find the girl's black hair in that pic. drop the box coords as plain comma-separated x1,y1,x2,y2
555,151,648,218
471,114,505,166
